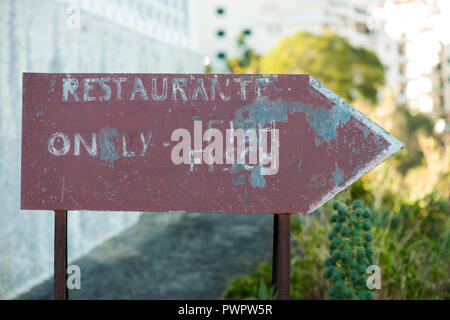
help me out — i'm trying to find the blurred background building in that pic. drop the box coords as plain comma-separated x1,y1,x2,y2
197,0,450,133
0,0,202,299
196,0,331,72
371,0,450,133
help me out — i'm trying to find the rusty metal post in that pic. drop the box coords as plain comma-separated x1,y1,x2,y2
272,213,291,300
54,210,68,300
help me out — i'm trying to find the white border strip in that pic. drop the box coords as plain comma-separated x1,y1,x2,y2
304,76,405,214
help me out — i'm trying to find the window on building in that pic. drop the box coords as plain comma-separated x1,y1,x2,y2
243,29,252,36
354,7,367,14
216,7,225,15
399,83,406,95
355,22,370,34
217,52,226,59
217,29,225,37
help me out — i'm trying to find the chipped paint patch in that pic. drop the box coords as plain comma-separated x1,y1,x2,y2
99,128,119,166
233,164,243,173
297,158,303,171
232,175,245,185
354,122,370,138
233,101,289,130
332,163,345,187
233,101,352,144
250,165,266,188
314,136,323,146
299,105,352,143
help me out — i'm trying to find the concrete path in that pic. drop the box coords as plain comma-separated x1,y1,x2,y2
18,212,273,299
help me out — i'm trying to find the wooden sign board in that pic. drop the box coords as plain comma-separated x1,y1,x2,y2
21,73,403,214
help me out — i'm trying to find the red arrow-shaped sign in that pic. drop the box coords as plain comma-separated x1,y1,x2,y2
21,73,403,214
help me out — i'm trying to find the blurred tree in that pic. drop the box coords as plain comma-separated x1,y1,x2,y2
259,32,385,104
227,32,260,74
393,105,438,174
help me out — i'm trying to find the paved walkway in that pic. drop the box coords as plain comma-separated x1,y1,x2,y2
19,212,273,299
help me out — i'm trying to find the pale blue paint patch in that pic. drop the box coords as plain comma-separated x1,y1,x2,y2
233,101,353,144
297,158,303,170
331,105,352,126
233,164,243,173
48,79,56,93
233,101,290,130
314,136,323,146
301,106,335,142
332,163,345,187
250,165,266,188
99,128,119,166
232,175,245,185
297,105,352,143
354,122,370,138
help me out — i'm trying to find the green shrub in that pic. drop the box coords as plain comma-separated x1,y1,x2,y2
222,214,330,300
222,194,449,300
324,200,374,300
370,195,450,299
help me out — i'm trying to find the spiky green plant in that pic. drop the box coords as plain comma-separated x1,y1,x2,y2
324,200,375,300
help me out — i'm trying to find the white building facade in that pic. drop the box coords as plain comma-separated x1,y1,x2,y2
196,0,332,72
195,0,450,131
371,0,450,132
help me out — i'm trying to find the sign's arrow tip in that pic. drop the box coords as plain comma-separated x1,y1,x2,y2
305,76,405,214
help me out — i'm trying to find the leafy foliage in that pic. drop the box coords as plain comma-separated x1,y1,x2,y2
324,200,374,300
241,279,276,300
259,32,384,104
222,192,449,300
227,32,260,74
222,263,273,300
223,215,330,300
392,105,437,174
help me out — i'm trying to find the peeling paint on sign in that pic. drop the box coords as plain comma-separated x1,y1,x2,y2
21,73,403,214
99,128,119,166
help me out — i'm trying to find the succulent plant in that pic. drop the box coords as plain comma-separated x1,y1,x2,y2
323,200,375,300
